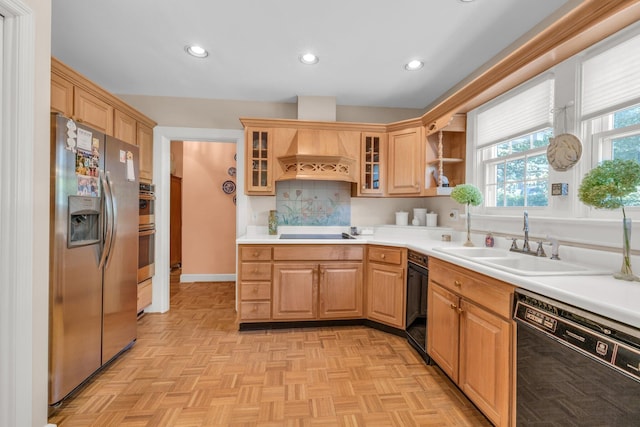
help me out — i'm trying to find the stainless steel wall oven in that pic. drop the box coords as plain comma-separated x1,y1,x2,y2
138,184,155,282
407,250,430,362
139,183,155,226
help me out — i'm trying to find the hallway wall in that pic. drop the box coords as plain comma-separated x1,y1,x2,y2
181,141,237,276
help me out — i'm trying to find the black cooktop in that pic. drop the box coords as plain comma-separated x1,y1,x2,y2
279,233,355,240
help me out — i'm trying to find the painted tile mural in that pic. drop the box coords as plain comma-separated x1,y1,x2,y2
276,180,351,226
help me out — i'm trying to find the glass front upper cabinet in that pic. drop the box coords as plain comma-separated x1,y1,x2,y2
359,132,386,196
245,128,274,194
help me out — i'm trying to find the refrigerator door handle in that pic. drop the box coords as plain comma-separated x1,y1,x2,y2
98,170,113,270
104,172,118,269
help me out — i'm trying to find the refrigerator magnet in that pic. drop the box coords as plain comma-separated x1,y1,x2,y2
76,128,92,152
126,151,135,181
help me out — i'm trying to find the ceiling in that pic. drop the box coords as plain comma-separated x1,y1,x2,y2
51,0,571,110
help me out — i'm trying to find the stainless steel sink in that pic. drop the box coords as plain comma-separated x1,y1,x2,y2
433,247,508,258
433,246,610,276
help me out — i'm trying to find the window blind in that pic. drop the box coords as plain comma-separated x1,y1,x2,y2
476,76,554,147
581,32,640,120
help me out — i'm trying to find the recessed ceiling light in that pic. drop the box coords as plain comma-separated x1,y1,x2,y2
404,60,424,71
299,53,319,65
185,45,208,58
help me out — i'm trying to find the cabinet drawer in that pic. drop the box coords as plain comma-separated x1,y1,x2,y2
273,245,363,261
240,282,271,301
240,301,271,320
137,278,152,313
240,262,272,281
240,246,272,261
368,246,404,265
429,258,514,319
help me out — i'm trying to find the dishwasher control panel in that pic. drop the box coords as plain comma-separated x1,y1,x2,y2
514,290,640,382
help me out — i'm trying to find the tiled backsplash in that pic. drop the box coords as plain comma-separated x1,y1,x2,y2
276,180,351,226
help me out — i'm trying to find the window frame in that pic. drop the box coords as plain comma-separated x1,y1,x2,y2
469,73,555,216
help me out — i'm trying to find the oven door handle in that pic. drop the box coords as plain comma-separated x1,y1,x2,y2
139,228,155,237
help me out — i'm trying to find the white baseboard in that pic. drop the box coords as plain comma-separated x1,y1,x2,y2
180,273,236,283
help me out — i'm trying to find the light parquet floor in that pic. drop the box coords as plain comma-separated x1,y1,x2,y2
49,280,491,427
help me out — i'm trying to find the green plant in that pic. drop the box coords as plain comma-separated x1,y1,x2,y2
451,184,483,206
450,184,483,246
578,159,640,281
578,159,640,210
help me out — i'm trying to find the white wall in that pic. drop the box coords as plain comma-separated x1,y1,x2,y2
0,0,51,426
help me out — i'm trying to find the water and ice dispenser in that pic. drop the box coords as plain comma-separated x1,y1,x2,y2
67,195,101,247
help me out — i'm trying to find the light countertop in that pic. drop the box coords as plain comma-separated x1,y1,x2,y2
237,226,640,329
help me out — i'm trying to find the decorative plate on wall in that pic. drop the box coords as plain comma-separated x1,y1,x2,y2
228,166,236,177
222,180,236,194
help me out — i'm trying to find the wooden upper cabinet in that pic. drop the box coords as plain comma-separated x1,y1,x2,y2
73,87,114,135
51,58,157,183
137,122,154,183
387,127,424,195
114,109,137,146
358,132,386,196
245,128,274,195
51,73,73,116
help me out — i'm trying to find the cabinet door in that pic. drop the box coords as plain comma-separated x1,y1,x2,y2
358,132,386,196
137,122,154,183
114,110,137,146
73,87,114,135
387,127,423,195
459,299,511,427
427,282,460,382
272,263,317,320
51,74,73,116
318,262,363,319
366,262,405,328
245,128,274,195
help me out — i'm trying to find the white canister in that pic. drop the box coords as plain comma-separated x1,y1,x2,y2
395,211,409,226
413,208,427,226
426,213,438,227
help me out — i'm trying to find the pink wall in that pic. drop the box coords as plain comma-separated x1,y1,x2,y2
181,141,237,275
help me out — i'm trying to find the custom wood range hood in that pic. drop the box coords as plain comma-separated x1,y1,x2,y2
276,128,356,182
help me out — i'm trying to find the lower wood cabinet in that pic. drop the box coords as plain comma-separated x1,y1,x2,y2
366,246,406,328
272,263,317,320
318,262,363,319
427,257,514,427
238,246,273,321
272,261,364,320
137,278,152,314
238,244,365,322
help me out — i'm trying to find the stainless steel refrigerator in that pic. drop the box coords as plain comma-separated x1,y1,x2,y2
49,113,139,405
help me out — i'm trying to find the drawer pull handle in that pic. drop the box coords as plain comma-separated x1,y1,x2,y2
457,307,464,314
450,303,457,310
454,280,462,287
253,251,259,257
380,254,386,259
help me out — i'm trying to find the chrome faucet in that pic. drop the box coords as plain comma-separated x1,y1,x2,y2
510,210,544,256
522,210,530,252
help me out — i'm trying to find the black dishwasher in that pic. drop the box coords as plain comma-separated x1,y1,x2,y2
406,250,429,363
514,289,640,426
